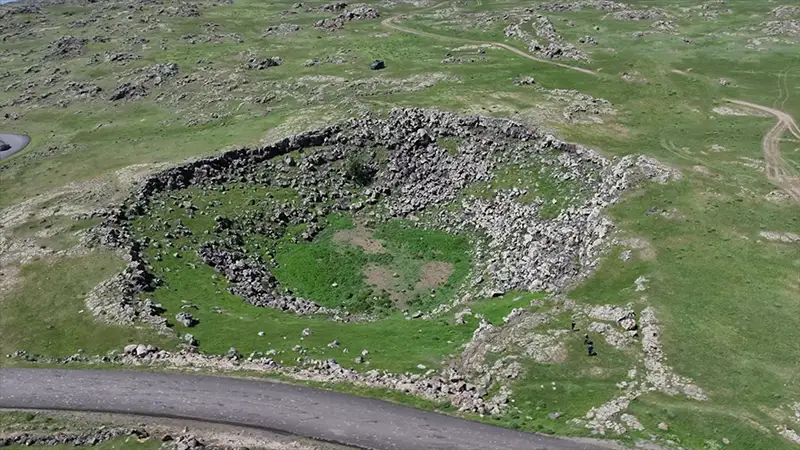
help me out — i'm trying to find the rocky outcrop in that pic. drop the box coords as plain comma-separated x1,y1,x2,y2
315,4,379,30
45,36,86,59
197,242,332,316
109,63,179,101
504,16,589,62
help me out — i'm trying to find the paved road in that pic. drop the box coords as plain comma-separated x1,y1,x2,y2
0,133,31,159
0,369,607,450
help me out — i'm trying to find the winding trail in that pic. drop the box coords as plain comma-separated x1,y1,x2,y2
380,15,597,77
0,368,607,450
388,6,799,201
725,99,800,202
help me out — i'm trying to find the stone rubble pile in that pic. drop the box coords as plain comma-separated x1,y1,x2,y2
609,8,668,21
772,5,800,19
536,1,627,12
45,36,87,60
315,4,380,31
263,23,301,35
640,307,706,400
504,16,589,62
109,62,179,101
196,242,333,316
759,20,800,36
159,2,201,17
0,428,149,447
566,304,706,435
245,56,282,70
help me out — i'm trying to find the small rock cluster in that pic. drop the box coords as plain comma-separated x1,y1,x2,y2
197,242,333,316
504,15,589,61
609,8,668,21
109,62,180,101
0,428,149,447
45,36,87,60
759,20,800,37
314,4,380,31
263,23,301,35
536,1,628,12
773,5,800,20
88,51,141,65
245,56,282,70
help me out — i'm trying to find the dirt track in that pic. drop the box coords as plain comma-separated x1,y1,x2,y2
385,7,798,201
726,99,800,202
381,15,598,77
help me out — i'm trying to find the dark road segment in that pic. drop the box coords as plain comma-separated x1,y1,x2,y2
0,133,31,159
0,369,608,450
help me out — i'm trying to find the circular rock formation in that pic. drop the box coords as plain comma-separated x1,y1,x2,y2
91,108,678,326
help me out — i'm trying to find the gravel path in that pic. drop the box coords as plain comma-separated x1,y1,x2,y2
0,368,608,450
0,133,31,160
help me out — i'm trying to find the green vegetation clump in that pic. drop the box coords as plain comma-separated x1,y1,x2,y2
274,214,471,313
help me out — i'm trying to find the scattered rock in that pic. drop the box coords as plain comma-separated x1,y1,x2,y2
759,231,800,243
513,76,536,85
264,24,301,35
45,36,86,60
247,56,283,70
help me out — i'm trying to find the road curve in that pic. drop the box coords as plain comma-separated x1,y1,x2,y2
725,99,800,202
0,369,606,450
0,133,31,160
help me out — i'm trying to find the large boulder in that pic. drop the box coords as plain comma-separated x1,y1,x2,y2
175,312,199,327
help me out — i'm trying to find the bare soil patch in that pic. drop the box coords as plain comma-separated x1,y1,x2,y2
618,237,656,261
333,222,386,254
416,261,454,289
364,260,454,306
364,263,401,298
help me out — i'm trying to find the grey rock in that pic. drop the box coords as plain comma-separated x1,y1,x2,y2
175,312,199,327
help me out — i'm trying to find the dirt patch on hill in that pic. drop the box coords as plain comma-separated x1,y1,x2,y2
364,263,401,299
364,260,454,306
333,223,386,254
416,261,454,289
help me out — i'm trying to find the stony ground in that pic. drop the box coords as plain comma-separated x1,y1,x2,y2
0,411,348,450
1,0,800,449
